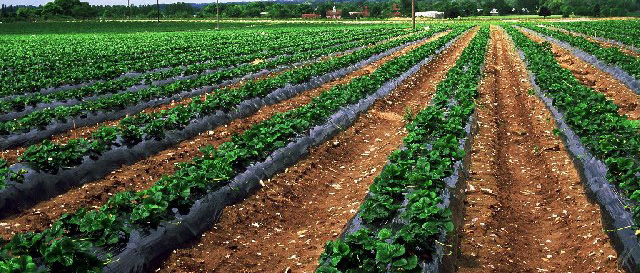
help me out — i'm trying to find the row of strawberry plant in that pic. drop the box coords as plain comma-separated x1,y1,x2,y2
552,20,640,49
0,30,403,140
1,29,291,96
0,27,444,214
0,159,25,190
1,27,397,96
0,28,396,94
520,24,640,81
316,26,488,273
0,30,399,119
0,25,468,273
505,24,640,235
4,27,440,174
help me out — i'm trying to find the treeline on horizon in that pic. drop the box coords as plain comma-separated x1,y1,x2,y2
1,0,639,22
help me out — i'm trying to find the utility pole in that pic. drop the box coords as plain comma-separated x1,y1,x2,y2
156,0,160,23
216,0,219,29
411,0,415,31
127,0,129,20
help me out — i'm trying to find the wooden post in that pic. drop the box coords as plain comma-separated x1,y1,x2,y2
156,0,160,23
411,0,415,30
216,0,219,29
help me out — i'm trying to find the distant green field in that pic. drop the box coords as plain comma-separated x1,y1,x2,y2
5,16,636,36
0,20,418,35
465,14,568,19
0,21,275,35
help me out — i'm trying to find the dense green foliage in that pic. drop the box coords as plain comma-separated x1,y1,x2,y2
0,25,403,97
0,25,467,272
0,27,415,180
553,20,640,49
0,28,397,116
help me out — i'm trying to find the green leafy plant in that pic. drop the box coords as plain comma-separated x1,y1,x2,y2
0,25,465,271
317,25,489,272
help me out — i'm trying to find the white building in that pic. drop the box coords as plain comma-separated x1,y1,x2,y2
415,11,444,18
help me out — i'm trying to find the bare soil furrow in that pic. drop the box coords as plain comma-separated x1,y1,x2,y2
458,26,620,273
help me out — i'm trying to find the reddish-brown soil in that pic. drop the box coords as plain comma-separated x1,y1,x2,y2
522,28,640,120
0,31,449,240
0,33,422,165
458,26,620,273
152,28,479,273
543,25,640,58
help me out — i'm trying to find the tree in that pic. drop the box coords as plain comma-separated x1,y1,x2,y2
102,8,113,18
42,2,63,17
516,0,538,13
494,0,512,14
245,2,263,17
441,0,462,18
224,4,244,17
368,3,383,17
538,5,551,17
399,0,411,16
541,0,563,13
591,3,601,16
202,4,217,16
561,5,571,17
16,7,33,19
146,10,158,18
341,8,351,18
269,4,288,18
459,0,479,16
55,0,82,16
165,3,194,18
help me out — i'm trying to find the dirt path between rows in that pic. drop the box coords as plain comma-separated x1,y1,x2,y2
521,28,640,120
0,33,419,165
457,26,620,273
152,28,479,273
542,25,640,58
0,31,451,240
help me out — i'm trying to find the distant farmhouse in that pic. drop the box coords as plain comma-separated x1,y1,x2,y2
302,5,373,19
415,11,444,18
326,6,341,19
301,4,403,19
348,6,369,18
301,13,321,19
392,3,401,17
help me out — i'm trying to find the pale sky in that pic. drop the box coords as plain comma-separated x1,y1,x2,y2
3,0,259,6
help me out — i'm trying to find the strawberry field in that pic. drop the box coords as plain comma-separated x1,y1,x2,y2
1,19,640,272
